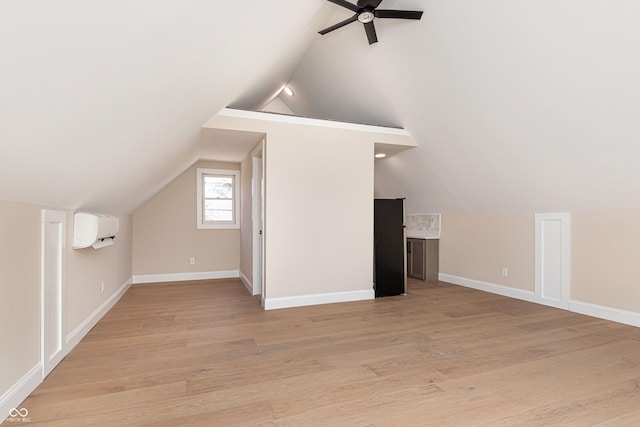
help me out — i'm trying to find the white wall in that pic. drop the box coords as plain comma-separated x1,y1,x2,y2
66,212,133,333
0,200,132,420
205,110,415,309
439,212,534,292
132,160,240,282
264,127,374,305
431,209,640,329
571,209,640,314
0,202,41,413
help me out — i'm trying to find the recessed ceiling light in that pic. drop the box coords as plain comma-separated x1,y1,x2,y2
283,86,294,96
374,153,387,159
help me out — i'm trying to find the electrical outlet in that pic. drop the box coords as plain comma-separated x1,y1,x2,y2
190,257,196,265
501,268,508,278
101,281,105,293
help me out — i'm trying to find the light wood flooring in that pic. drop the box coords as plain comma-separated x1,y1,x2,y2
20,278,640,426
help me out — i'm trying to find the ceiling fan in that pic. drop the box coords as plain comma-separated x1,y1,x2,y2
319,0,423,45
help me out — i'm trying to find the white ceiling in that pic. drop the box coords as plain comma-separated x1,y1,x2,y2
281,0,640,213
0,0,327,213
200,128,264,163
2,1,640,214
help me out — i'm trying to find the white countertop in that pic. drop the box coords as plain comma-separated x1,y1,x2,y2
406,233,440,239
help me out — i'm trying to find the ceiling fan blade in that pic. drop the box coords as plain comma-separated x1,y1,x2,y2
375,9,423,20
319,14,359,35
357,0,383,7
364,21,378,44
326,0,359,12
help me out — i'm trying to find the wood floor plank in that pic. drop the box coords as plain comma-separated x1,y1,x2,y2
16,278,640,426
488,377,640,426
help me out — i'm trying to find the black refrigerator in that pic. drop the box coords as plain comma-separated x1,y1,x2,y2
374,198,407,298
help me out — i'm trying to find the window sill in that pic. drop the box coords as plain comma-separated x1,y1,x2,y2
197,223,240,230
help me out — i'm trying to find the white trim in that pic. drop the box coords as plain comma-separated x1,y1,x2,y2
1,276,132,423
569,300,640,328
535,213,571,309
0,363,41,424
438,273,536,303
218,108,410,137
534,295,569,310
40,209,66,379
251,142,264,297
239,271,253,295
264,289,375,311
65,278,133,349
132,270,240,284
440,273,640,329
196,168,241,230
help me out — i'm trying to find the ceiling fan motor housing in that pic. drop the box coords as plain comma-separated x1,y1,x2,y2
358,10,375,24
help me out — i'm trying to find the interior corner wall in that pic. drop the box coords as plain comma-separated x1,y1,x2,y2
264,127,375,302
132,160,240,278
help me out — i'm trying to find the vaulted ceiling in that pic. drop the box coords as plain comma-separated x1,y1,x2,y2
0,1,329,213
2,1,640,214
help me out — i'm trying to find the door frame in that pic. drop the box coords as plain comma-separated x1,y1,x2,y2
252,140,265,302
40,209,66,378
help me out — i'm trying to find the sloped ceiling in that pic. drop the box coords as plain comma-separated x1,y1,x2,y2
2,1,640,215
281,0,640,213
0,0,328,214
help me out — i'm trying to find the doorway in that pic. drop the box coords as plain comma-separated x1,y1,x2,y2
41,209,66,378
252,141,265,303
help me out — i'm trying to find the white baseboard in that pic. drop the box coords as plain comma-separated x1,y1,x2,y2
0,363,41,424
1,277,134,424
439,273,640,328
439,273,536,303
239,271,253,295
569,300,640,328
132,270,239,284
264,289,375,311
65,278,133,349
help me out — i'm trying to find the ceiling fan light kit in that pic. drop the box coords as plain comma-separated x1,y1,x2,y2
357,11,375,24
319,0,423,45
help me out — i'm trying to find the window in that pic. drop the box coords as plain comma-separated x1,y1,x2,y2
197,168,240,229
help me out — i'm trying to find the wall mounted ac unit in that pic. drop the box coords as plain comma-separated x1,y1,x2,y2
73,212,119,249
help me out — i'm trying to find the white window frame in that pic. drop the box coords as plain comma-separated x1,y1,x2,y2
197,168,240,229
